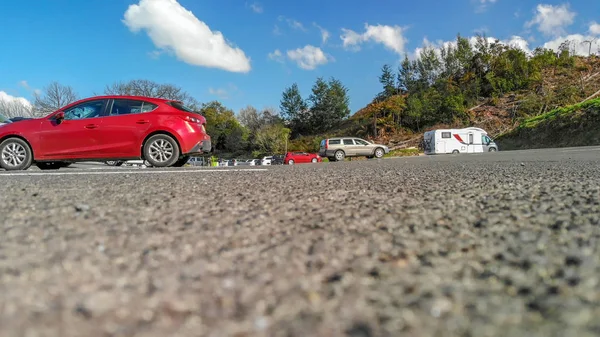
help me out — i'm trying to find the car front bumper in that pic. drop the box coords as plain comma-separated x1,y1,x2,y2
187,140,212,154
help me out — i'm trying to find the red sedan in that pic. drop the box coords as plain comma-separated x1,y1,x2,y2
284,151,322,165
0,95,211,170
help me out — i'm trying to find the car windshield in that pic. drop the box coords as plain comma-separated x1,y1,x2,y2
0,114,12,123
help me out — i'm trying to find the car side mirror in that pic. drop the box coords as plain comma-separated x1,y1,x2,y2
55,111,65,122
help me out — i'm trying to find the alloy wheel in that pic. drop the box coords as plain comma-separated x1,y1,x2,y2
1,142,26,168
148,139,174,163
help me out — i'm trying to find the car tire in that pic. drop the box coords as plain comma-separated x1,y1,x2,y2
143,134,180,168
0,137,33,171
36,162,64,170
489,147,497,152
334,150,345,162
374,147,385,158
172,156,190,167
311,158,317,163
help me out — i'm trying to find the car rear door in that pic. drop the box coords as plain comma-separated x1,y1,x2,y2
96,99,157,157
342,138,357,156
37,99,108,160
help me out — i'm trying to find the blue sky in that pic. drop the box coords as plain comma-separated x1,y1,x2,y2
0,0,599,117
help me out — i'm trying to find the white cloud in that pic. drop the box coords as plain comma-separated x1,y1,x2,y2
590,22,600,35
18,80,29,89
313,23,330,44
278,16,306,32
208,84,237,100
273,25,282,36
123,0,251,73
247,2,263,14
268,49,285,63
525,3,576,37
0,91,33,118
475,0,498,13
543,34,600,56
286,45,332,70
340,23,407,55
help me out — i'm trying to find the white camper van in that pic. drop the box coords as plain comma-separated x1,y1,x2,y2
423,127,498,155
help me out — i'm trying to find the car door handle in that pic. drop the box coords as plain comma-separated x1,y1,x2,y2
136,120,150,124
85,124,99,129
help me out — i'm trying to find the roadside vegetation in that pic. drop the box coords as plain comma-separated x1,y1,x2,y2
2,34,599,157
496,97,600,150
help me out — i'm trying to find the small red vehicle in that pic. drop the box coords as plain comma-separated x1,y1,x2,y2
284,151,322,165
0,95,211,170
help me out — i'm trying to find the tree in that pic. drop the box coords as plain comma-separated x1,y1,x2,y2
198,101,247,153
254,123,291,156
377,64,397,101
33,81,78,116
103,79,200,109
0,97,33,118
307,77,351,134
280,83,309,136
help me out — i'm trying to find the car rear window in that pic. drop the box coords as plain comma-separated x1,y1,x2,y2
167,101,196,112
329,139,341,145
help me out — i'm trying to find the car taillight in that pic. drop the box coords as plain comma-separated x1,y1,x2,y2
181,115,202,124
325,140,329,149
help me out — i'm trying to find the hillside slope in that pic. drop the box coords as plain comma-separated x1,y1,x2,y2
496,97,600,150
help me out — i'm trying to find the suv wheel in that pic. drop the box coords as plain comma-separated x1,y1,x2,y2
334,150,345,162
374,147,385,158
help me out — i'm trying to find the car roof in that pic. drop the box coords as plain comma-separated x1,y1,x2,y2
59,95,178,111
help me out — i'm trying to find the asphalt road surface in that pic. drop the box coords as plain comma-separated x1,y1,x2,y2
1,147,600,337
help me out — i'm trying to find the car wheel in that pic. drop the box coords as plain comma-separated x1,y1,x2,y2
374,147,385,158
143,134,180,167
452,150,460,154
0,137,33,171
489,147,497,152
36,162,64,170
288,159,294,165
334,150,345,162
311,158,317,163
172,156,190,167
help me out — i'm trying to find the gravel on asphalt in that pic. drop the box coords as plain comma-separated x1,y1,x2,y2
1,149,600,337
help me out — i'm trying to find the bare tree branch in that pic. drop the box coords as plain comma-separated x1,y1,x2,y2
33,82,78,117
0,99,33,118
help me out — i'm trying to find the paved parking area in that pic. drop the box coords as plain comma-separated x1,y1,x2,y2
1,147,600,337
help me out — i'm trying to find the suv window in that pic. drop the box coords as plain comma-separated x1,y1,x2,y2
329,139,341,145
343,139,354,145
64,100,107,120
354,139,369,145
110,99,158,116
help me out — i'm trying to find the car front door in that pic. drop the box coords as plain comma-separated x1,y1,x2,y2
37,99,108,160
96,99,157,157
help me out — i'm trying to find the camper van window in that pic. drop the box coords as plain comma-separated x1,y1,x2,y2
482,135,491,145
441,132,451,138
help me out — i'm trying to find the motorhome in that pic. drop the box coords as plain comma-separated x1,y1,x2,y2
423,127,498,155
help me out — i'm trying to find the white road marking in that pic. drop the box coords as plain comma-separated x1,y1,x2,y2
558,147,600,153
0,168,268,176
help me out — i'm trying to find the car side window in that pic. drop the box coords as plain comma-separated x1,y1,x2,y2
343,139,354,145
64,100,107,120
110,99,158,116
354,139,368,145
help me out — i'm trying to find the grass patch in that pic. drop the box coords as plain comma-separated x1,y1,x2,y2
384,148,421,157
520,97,600,129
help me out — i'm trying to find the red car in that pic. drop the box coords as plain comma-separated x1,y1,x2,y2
284,151,322,165
0,95,211,170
